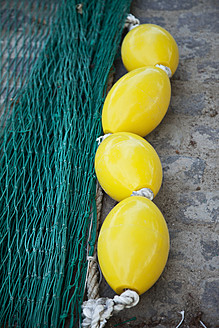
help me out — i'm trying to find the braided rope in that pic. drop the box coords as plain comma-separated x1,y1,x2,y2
86,183,103,300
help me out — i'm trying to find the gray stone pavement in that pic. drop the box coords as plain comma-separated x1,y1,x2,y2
99,1,219,327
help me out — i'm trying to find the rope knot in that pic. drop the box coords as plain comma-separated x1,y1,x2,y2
113,290,139,312
131,188,154,200
124,14,140,31
82,290,139,328
82,298,114,328
155,64,172,78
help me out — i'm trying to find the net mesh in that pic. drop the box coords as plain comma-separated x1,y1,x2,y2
0,0,131,326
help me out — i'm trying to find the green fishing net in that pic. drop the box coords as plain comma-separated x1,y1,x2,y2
0,0,131,326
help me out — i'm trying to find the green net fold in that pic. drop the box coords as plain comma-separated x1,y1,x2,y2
0,0,131,326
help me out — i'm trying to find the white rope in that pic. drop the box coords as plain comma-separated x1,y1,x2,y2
124,14,140,31
131,188,154,200
174,311,208,328
200,320,208,328
155,64,172,78
96,133,112,146
82,289,139,328
175,311,185,328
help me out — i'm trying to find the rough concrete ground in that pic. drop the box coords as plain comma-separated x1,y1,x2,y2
99,0,219,327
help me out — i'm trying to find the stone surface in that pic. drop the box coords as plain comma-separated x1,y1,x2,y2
99,0,219,327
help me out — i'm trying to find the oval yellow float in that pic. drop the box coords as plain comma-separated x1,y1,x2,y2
121,24,179,75
94,132,162,202
98,196,170,295
102,66,171,137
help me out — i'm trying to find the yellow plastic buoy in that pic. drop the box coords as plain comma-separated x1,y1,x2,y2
98,196,170,295
94,132,162,202
121,24,179,75
102,66,171,137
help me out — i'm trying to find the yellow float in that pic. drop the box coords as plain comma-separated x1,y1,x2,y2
102,66,171,137
82,18,177,327
121,24,179,76
95,132,162,202
97,196,170,295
